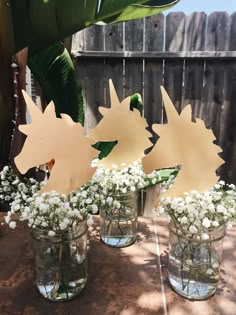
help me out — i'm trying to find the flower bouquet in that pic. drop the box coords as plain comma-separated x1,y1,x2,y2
157,180,236,299
0,166,99,301
86,159,176,247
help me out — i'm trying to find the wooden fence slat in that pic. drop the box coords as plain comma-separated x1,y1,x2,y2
144,14,164,145
229,12,236,50
185,12,207,51
84,25,104,51
202,61,226,138
203,13,230,143
125,19,144,51
144,14,164,51
124,19,144,98
206,12,230,51
82,26,105,131
164,12,185,117
104,23,124,104
71,30,85,51
165,12,185,52
203,13,230,180
72,11,236,183
220,61,236,182
221,13,236,182
183,13,207,119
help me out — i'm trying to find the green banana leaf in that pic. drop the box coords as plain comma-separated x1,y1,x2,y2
93,93,144,159
27,42,84,124
96,0,179,24
10,0,179,54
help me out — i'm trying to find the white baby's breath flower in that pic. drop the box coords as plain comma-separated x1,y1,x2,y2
130,186,136,192
206,269,214,275
41,222,48,228
212,221,219,227
106,197,113,206
85,198,92,204
216,204,227,213
81,191,87,198
202,217,211,229
158,207,165,215
180,216,188,224
48,230,56,237
5,215,11,224
189,225,197,234
59,222,67,230
212,262,219,269
91,204,98,213
9,221,16,229
186,259,193,266
201,233,209,240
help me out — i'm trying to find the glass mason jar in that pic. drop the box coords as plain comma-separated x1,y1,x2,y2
100,191,138,247
31,221,88,301
168,221,226,300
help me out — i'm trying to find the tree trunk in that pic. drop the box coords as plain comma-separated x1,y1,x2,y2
10,48,28,170
0,0,15,170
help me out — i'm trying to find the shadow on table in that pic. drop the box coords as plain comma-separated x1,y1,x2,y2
159,226,236,315
0,215,166,315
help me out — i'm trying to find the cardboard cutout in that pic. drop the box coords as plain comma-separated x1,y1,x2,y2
142,86,224,198
89,80,152,169
15,90,98,195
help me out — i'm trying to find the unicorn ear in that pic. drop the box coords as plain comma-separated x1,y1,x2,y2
121,97,130,110
160,86,179,122
109,79,120,107
19,124,31,135
180,105,192,121
61,114,74,125
22,90,42,121
99,107,109,116
44,101,56,116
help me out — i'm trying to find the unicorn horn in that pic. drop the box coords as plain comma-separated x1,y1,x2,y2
22,90,42,120
160,86,179,122
109,79,120,107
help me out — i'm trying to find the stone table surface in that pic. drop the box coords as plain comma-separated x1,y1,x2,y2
0,213,235,315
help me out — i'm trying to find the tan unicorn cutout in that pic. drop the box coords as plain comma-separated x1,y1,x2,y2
142,86,224,199
15,90,98,195
89,80,152,169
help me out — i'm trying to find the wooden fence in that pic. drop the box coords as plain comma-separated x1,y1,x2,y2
72,12,236,184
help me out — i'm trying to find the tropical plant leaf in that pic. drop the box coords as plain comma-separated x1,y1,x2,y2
144,168,179,189
95,0,179,24
10,0,179,53
130,93,143,114
27,42,84,125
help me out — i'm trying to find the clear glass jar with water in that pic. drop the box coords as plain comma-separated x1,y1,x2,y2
100,191,138,247
31,221,88,301
168,221,226,300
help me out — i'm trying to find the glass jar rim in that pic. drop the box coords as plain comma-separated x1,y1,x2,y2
31,220,88,243
168,220,226,242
